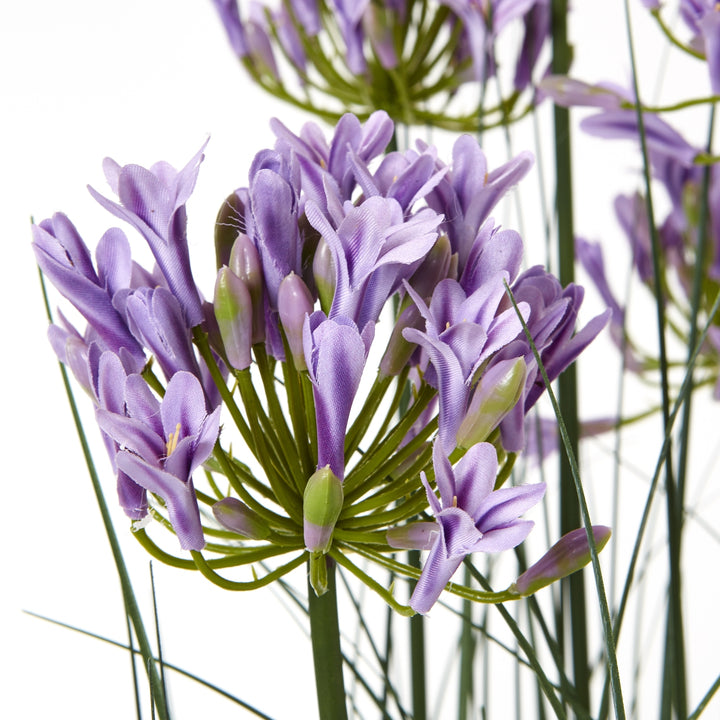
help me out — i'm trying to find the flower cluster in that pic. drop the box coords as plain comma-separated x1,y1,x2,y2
539,8,720,400
210,0,551,132
35,112,606,613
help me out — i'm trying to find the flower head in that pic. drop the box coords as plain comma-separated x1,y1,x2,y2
410,440,545,614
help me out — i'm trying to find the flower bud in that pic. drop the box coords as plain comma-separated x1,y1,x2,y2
379,303,423,377
212,497,271,540
457,357,527,449
510,525,612,596
386,522,439,551
313,238,336,314
408,234,452,300
214,191,245,269
229,233,265,343
303,465,344,554
214,267,253,370
278,273,314,370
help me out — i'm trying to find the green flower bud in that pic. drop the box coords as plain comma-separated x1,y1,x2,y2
214,191,244,269
457,357,527,449
214,267,252,370
303,465,344,554
278,272,314,371
313,238,336,314
230,233,265,344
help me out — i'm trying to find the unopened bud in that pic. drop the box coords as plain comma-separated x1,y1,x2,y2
214,191,246,268
303,466,343,554
230,233,265,343
278,273,314,370
386,522,439,551
408,234,452,299
457,357,526,448
510,525,612,596
212,497,271,540
214,267,253,370
379,304,423,377
313,238,336,314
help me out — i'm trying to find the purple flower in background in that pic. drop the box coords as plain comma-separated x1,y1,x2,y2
88,143,207,326
97,370,221,550
303,312,372,479
305,195,442,330
410,440,545,614
404,275,529,453
32,214,146,373
581,110,699,168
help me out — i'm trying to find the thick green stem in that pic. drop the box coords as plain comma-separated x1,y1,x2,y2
551,0,589,711
308,558,348,720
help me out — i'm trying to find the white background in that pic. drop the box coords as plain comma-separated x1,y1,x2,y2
2,1,719,718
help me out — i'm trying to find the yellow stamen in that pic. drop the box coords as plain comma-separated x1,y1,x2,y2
166,422,182,457
453,495,458,508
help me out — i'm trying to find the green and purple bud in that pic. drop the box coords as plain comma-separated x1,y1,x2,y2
278,272,314,370
457,357,527,449
212,497,271,540
312,238,336,314
510,525,612,596
229,233,265,344
303,465,344,555
214,267,253,371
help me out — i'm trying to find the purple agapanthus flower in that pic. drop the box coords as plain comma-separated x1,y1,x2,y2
303,312,373,479
493,267,610,451
403,274,529,453
88,143,207,326
421,135,534,275
410,440,545,614
305,195,442,330
32,214,146,373
96,370,221,550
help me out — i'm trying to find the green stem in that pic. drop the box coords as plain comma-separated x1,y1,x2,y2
38,269,170,720
623,2,686,715
408,550,427,720
307,557,348,720
551,0,588,710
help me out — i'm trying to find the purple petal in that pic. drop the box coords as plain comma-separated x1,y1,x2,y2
116,453,205,550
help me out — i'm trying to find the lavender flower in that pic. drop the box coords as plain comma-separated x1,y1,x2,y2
403,275,529,453
88,143,207,326
303,312,372,479
410,440,545,614
32,215,146,372
210,1,550,132
96,370,221,550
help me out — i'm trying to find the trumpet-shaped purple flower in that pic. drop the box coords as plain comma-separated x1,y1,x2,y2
421,135,533,275
271,111,394,207
89,350,148,518
403,275,529,453
88,143,207,326
126,287,203,383
32,214,146,373
493,267,610,451
303,312,372,479
305,196,442,330
411,440,545,614
96,370,221,550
